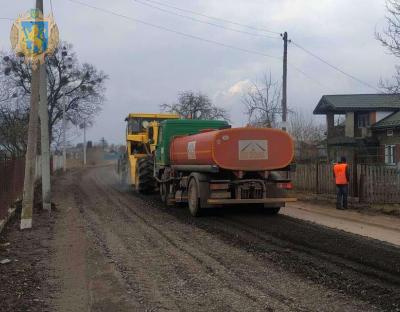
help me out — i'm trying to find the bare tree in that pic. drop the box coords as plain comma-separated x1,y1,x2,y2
288,110,325,143
288,110,326,162
0,95,29,156
0,42,107,155
376,0,400,92
161,91,229,120
243,72,282,128
377,0,400,57
51,121,81,154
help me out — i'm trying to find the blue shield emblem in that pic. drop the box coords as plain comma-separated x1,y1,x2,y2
21,21,48,54
10,9,59,68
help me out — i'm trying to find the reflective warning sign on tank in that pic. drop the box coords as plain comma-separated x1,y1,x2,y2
187,141,196,160
238,140,268,160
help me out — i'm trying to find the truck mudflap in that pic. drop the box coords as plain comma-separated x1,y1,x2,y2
206,198,297,205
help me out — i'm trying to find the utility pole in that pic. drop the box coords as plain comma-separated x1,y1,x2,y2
21,0,43,229
83,121,87,166
281,31,288,132
63,97,67,172
39,62,51,211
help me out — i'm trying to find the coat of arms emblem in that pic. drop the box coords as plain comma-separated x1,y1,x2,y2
10,9,59,68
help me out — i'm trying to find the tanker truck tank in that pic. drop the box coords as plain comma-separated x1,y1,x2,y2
170,127,294,172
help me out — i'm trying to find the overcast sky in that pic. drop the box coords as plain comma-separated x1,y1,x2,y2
0,0,398,144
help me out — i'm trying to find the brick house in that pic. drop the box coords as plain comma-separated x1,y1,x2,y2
313,94,400,165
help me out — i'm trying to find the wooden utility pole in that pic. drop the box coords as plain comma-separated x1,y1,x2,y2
21,0,43,229
282,31,288,131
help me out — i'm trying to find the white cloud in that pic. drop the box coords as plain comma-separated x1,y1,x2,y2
228,79,252,96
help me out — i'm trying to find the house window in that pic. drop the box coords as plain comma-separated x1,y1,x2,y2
385,145,396,165
357,113,370,128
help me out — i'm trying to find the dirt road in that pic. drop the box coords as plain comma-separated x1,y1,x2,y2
49,165,400,312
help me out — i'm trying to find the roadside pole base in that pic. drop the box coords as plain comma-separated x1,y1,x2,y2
20,218,32,230
43,202,52,211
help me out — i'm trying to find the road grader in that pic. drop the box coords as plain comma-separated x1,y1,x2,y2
118,113,296,216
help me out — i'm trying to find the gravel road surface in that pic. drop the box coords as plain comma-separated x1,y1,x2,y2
49,165,400,312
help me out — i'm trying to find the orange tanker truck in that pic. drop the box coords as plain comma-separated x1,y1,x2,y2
151,119,296,216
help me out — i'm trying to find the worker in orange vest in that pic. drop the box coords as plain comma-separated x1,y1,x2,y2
333,156,350,210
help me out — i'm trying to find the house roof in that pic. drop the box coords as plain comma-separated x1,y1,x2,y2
372,111,400,129
313,94,400,114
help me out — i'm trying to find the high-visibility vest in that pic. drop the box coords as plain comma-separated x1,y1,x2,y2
333,163,348,185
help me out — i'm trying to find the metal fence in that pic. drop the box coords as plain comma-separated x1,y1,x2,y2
292,163,400,204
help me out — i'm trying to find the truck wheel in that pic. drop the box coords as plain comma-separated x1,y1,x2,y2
136,158,154,194
188,179,201,217
160,182,169,203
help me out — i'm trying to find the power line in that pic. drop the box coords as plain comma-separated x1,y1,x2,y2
0,17,14,21
66,0,282,60
66,1,335,91
291,40,380,92
132,0,375,92
139,0,281,35
132,0,280,40
289,62,334,91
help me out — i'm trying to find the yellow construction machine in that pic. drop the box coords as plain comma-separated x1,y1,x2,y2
118,113,180,193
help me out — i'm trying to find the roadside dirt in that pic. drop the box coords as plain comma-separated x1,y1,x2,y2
1,165,399,311
0,206,54,312
50,166,399,311
283,201,400,246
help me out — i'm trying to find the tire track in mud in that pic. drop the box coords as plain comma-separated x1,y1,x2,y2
200,216,400,311
91,169,383,312
71,174,184,312
88,171,287,312
105,187,304,311
104,171,400,312
142,201,400,312
222,216,400,281
66,166,399,311
74,170,272,311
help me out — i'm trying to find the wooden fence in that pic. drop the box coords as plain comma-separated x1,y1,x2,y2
358,165,400,204
0,158,25,220
292,163,400,204
0,155,65,222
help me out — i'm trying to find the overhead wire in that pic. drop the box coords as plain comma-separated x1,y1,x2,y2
138,0,281,35
65,0,350,91
133,0,365,91
2,1,377,92
288,62,334,91
132,0,281,40
66,0,282,61
142,0,383,91
291,40,380,92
